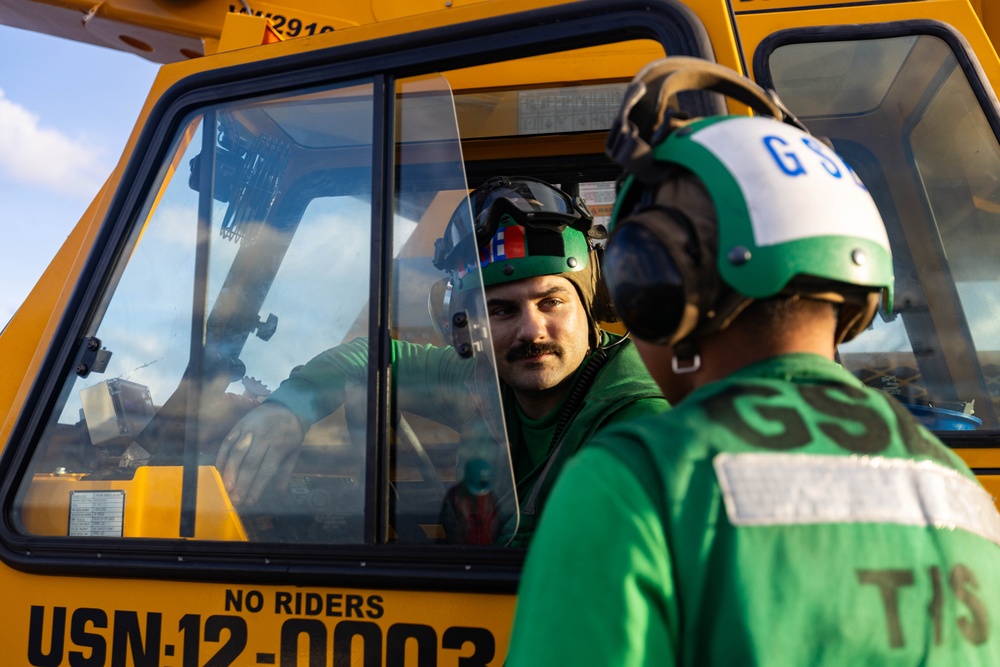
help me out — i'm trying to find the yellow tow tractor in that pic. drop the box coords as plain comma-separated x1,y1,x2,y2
3,0,1000,663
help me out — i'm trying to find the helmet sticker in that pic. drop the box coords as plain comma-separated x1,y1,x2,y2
480,225,527,266
689,117,891,251
436,177,594,290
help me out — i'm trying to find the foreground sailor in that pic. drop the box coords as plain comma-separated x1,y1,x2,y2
216,176,666,545
507,58,1000,664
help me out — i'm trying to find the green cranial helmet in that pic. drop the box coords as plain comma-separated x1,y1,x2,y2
434,176,596,292
603,58,894,347
475,212,592,288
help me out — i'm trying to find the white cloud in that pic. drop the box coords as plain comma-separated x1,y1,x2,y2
0,87,110,198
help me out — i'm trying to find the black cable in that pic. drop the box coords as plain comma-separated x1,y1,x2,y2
548,332,629,450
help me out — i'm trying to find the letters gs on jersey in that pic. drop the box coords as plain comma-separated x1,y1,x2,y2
701,380,951,462
27,588,497,666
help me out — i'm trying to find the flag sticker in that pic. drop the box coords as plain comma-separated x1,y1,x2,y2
495,225,526,261
482,225,526,266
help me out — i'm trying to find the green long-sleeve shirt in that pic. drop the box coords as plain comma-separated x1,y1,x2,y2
509,353,1000,665
266,333,666,544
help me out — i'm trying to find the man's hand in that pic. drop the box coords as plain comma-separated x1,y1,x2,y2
215,402,305,506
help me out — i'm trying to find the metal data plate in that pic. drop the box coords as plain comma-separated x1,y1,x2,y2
69,490,125,537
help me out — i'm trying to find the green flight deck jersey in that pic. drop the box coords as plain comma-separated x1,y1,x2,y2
508,353,1000,666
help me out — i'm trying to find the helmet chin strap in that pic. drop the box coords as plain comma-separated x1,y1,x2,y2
672,354,702,375
671,339,702,374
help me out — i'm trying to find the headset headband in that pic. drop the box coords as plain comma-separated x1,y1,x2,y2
606,57,807,183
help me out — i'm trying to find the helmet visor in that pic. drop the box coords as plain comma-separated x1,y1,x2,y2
471,176,593,247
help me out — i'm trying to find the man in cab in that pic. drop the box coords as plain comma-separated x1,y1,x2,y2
215,176,667,545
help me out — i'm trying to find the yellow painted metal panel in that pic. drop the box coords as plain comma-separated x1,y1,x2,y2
733,0,1000,91
679,0,749,75
953,448,1000,469
21,466,247,541
216,13,285,53
0,569,517,665
734,0,929,12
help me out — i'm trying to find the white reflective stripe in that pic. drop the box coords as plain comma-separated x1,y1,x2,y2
713,452,1000,547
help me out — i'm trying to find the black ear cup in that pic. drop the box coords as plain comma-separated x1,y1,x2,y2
604,173,723,345
604,222,687,343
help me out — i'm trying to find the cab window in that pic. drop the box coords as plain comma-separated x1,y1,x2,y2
764,31,1000,433
4,8,683,565
12,75,516,545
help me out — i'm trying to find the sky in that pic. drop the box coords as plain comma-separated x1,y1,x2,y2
0,25,158,323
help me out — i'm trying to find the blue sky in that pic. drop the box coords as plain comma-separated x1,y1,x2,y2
0,25,158,323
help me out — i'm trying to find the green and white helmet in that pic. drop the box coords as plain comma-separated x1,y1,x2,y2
603,57,894,346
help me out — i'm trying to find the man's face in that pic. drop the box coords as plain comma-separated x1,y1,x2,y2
486,274,591,403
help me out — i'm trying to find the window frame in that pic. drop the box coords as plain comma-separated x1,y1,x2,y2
0,0,715,588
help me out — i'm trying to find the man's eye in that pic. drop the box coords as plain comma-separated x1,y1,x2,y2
490,307,514,318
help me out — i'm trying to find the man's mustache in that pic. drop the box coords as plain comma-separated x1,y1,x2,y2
506,342,562,362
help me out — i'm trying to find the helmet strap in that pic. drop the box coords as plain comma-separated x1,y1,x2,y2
784,279,882,344
671,340,702,374
686,291,754,342
832,292,880,344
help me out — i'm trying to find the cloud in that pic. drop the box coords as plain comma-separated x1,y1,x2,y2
0,87,109,198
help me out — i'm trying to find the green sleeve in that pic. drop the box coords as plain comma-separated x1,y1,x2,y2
264,337,369,432
506,446,676,667
265,337,475,432
389,339,479,424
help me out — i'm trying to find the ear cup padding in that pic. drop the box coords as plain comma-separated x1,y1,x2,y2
604,222,688,343
604,171,723,344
